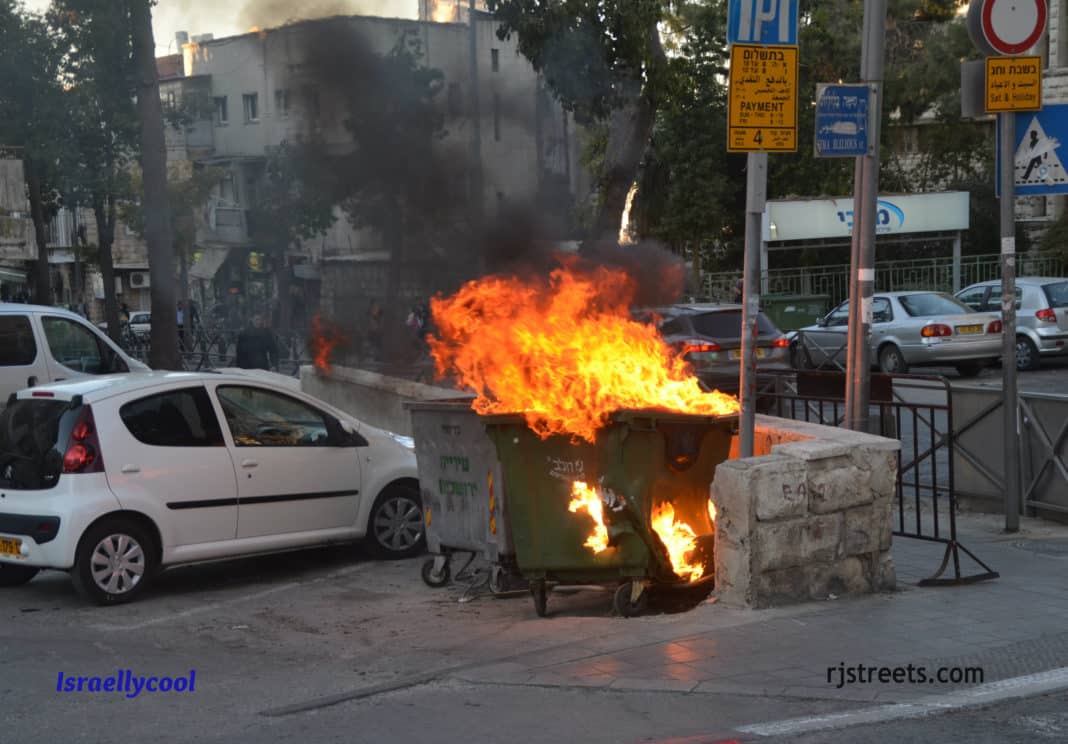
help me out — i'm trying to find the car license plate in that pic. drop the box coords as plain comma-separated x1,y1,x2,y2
0,537,21,557
956,324,983,335
728,348,768,360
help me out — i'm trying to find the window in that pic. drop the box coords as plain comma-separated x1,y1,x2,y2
825,302,850,327
243,93,259,122
213,96,228,125
1042,280,1068,308
447,82,462,116
120,387,224,447
275,88,289,117
216,385,335,447
955,286,989,312
493,92,501,141
303,85,321,118
41,316,127,374
691,310,779,337
490,48,499,72
872,297,893,323
986,283,1021,307
0,315,37,366
898,293,973,317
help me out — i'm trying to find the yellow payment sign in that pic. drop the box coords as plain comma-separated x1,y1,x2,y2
728,44,798,152
985,56,1042,113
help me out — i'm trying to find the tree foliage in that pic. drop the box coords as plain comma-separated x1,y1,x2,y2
0,1,68,301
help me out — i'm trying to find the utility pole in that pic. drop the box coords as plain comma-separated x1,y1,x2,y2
999,114,1020,532
739,152,766,458
844,0,887,432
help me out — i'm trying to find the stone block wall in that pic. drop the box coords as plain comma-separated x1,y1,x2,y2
714,417,899,609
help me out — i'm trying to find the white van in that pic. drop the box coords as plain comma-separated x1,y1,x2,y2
0,303,149,407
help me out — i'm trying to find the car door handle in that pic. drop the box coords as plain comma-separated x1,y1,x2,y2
240,459,258,469
27,376,37,387
121,464,140,474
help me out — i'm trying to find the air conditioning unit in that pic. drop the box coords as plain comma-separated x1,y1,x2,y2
129,271,150,289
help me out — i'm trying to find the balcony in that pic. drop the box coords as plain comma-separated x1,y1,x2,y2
196,201,249,246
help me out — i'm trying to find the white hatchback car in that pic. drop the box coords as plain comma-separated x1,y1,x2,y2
0,371,424,604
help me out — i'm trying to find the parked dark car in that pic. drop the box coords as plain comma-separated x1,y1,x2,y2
638,303,791,395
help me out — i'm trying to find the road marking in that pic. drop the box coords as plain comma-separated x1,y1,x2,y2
86,563,372,632
736,666,1068,737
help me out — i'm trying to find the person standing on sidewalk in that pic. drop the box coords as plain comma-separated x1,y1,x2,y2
235,313,279,371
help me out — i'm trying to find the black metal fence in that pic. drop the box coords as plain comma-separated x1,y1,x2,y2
759,370,998,586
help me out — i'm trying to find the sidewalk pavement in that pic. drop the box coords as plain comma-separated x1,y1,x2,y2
450,510,1068,706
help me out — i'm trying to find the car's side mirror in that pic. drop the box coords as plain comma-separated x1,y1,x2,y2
817,316,828,327
333,418,368,447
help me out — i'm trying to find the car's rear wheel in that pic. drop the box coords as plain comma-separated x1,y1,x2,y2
0,563,39,587
368,483,425,559
72,519,157,605
878,344,908,374
1016,336,1040,371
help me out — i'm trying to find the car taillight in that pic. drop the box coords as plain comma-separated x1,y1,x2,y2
62,406,104,474
987,320,1002,334
1036,308,1057,323
921,324,952,338
680,339,721,355
771,337,790,348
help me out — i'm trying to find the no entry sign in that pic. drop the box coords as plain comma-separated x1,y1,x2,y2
968,0,1047,56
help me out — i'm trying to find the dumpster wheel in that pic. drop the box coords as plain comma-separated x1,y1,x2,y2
530,580,550,617
613,581,649,618
421,557,451,588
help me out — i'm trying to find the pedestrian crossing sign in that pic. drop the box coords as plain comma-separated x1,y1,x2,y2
998,105,1068,195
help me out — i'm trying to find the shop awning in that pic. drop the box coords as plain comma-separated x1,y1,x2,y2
0,266,27,283
189,247,231,280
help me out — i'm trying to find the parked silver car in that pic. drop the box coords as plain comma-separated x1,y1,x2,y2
955,277,1068,371
794,291,1002,376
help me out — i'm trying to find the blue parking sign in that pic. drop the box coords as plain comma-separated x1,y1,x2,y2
728,0,799,46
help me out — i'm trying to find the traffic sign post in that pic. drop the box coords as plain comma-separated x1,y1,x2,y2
815,84,871,157
985,56,1042,112
727,0,799,458
968,0,1045,533
728,45,799,152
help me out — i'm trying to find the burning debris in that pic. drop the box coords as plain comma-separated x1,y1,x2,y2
567,481,610,553
428,256,740,443
308,314,349,373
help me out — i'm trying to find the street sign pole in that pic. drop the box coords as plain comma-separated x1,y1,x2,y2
845,0,886,432
739,152,767,459
1000,112,1021,532
727,0,798,458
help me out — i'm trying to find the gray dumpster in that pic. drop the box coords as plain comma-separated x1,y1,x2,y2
409,400,518,591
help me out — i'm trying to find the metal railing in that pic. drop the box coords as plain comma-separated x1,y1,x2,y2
759,370,999,586
704,252,1067,305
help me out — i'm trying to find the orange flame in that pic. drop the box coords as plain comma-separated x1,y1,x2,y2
430,0,458,22
308,315,347,373
568,481,609,553
428,261,740,442
651,502,704,582
708,499,717,522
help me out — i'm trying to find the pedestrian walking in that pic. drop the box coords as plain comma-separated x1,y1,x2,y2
235,313,279,371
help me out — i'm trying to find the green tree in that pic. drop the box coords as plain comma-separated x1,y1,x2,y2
633,0,743,277
0,1,67,303
50,0,141,342
487,0,670,246
246,142,338,335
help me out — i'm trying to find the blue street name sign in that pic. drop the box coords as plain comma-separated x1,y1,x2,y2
728,0,799,46
814,84,870,158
